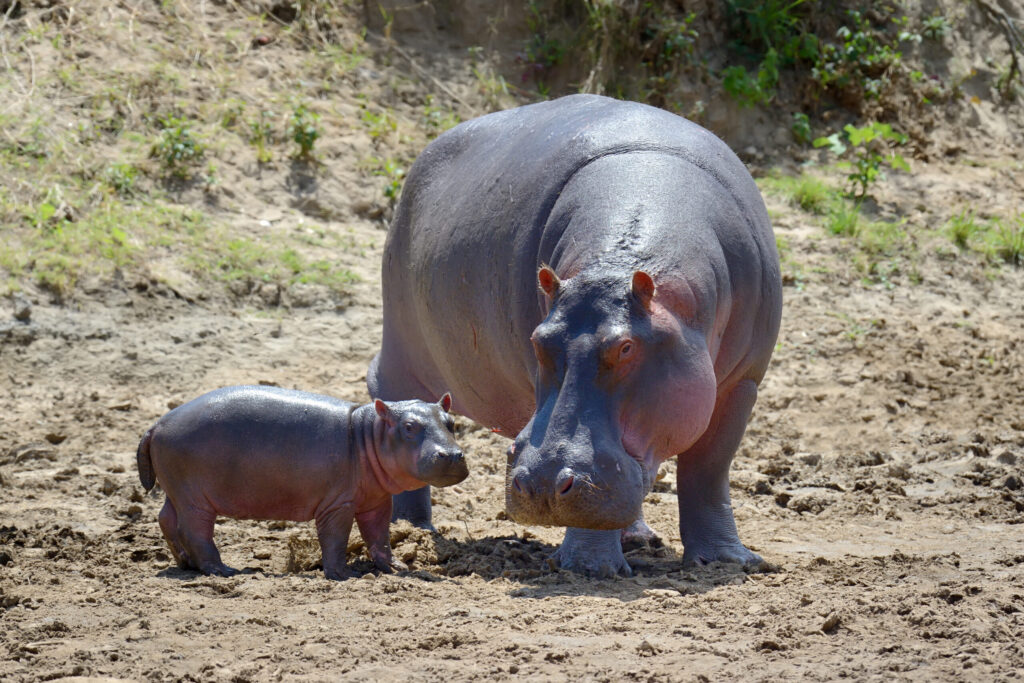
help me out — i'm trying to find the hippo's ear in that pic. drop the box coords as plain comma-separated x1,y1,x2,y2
537,265,560,298
373,399,394,426
631,271,655,311
438,392,453,413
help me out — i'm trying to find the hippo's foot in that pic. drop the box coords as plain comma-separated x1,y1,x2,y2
550,528,633,578
682,541,762,568
324,566,359,581
620,517,663,553
198,561,238,577
374,557,409,574
390,486,434,531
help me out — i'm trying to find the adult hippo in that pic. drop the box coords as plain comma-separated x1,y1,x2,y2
367,94,781,576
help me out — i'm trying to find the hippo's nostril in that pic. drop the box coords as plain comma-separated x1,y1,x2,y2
554,468,576,496
557,475,574,495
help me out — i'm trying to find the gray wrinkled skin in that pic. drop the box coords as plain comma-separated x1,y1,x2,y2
368,94,781,576
137,386,466,579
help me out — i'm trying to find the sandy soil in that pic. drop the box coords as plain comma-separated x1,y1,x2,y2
2,2,1024,681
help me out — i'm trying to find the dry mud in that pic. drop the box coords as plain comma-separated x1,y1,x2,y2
2,158,1023,682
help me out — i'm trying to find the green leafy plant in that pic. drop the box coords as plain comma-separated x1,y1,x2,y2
921,14,951,40
287,103,320,160
791,111,812,144
368,157,405,202
421,96,460,137
814,122,910,198
151,116,205,177
104,163,139,196
360,107,396,140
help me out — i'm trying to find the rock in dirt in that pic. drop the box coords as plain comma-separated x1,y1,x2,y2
821,611,841,633
6,443,57,464
45,432,67,445
12,294,31,321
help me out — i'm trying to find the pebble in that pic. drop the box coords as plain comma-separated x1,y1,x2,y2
13,295,31,322
821,611,841,633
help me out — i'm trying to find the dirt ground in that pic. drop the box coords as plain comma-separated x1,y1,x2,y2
2,2,1024,681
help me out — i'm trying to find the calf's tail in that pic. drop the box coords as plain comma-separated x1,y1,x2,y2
137,426,157,491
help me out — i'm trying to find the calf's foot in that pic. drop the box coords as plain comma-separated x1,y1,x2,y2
551,527,632,578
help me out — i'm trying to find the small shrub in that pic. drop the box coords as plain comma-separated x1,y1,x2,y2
104,164,139,197
921,14,951,41
814,122,910,198
152,116,205,177
791,112,812,144
287,103,320,160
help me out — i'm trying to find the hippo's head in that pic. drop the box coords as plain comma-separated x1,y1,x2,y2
505,266,717,530
375,394,469,488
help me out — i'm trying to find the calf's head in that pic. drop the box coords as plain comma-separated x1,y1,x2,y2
505,266,717,530
375,394,468,487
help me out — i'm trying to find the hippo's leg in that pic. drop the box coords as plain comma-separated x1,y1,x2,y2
357,500,408,573
620,510,663,552
677,378,762,567
175,505,237,577
315,503,356,581
390,486,434,531
551,528,633,578
157,498,191,569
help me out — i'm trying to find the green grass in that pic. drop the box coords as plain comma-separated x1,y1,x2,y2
946,207,980,249
758,173,835,214
988,215,1024,266
944,208,1024,266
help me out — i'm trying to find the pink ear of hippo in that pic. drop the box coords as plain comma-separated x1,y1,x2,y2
374,399,391,422
439,392,453,412
631,270,656,310
537,265,560,298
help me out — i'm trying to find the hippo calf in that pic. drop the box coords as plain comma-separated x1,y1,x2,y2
136,386,466,579
369,94,781,576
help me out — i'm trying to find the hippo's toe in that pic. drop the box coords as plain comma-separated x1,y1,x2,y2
200,562,239,577
682,542,763,568
550,527,633,578
619,517,663,553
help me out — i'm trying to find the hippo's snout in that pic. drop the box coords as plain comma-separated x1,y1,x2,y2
506,455,643,531
418,446,469,488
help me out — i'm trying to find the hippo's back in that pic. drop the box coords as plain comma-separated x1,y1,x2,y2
153,386,354,462
371,95,778,431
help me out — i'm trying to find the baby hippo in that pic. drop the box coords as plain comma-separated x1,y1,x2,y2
136,385,467,579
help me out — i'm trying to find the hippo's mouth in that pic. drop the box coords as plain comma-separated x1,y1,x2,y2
504,450,645,530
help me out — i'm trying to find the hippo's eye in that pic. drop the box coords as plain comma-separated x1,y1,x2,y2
445,418,455,434
402,421,422,438
619,340,634,359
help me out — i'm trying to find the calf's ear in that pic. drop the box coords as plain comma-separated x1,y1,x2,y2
374,399,395,426
438,392,453,412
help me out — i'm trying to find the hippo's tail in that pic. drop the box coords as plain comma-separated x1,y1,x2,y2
136,426,157,491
